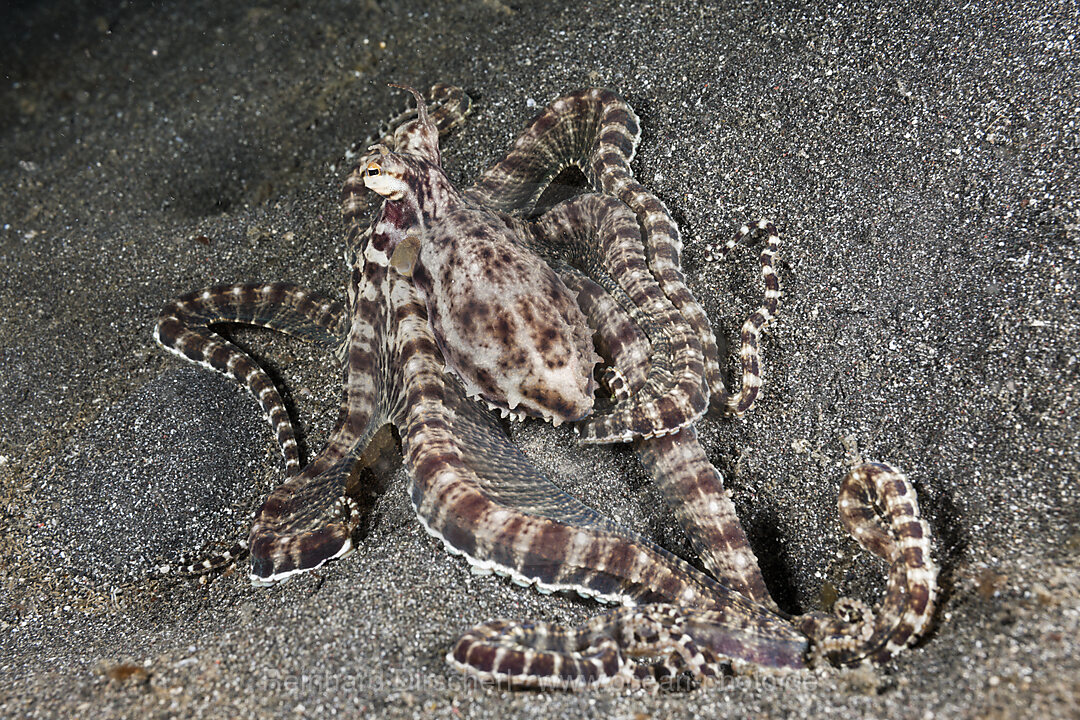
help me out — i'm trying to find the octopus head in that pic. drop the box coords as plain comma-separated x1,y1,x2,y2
361,152,412,201
362,85,462,219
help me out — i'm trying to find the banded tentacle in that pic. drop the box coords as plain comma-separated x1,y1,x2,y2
582,94,719,435
797,462,937,664
152,282,349,574
560,271,652,398
635,428,774,608
711,219,782,417
154,282,348,475
451,602,806,691
467,89,712,442
248,255,393,584
533,194,706,442
572,265,773,607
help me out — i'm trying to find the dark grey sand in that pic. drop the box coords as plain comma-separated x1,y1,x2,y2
2,0,1077,717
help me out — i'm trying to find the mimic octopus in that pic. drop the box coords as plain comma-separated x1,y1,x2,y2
154,84,937,689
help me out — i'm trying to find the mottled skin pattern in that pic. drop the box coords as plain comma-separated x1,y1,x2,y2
154,84,937,689
359,104,599,423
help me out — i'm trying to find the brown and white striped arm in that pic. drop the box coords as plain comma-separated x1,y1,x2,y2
467,89,713,443
709,219,782,417
154,282,348,476
796,462,937,664
533,193,707,442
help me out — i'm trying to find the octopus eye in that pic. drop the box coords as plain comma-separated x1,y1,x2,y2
365,163,381,176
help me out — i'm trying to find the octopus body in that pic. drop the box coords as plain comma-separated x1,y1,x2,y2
360,105,599,424
154,84,937,689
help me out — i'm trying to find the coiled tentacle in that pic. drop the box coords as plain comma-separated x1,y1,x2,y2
797,462,938,664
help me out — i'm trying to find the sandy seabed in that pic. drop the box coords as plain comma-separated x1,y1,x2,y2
1,1,1077,718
